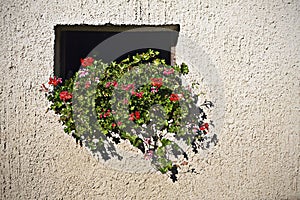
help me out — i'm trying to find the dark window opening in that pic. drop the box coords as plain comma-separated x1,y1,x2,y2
54,25,179,80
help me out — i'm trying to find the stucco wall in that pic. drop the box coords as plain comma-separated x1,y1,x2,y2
0,0,299,199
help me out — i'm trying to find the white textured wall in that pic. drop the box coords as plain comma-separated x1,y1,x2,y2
0,0,299,199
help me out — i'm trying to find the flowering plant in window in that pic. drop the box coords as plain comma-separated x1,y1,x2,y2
42,50,214,182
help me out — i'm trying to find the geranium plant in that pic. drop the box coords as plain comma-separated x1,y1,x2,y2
42,49,213,182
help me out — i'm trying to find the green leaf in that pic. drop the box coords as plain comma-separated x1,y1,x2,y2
156,147,165,157
159,167,169,174
180,63,189,74
132,55,141,64
153,59,161,66
161,138,171,146
121,57,130,63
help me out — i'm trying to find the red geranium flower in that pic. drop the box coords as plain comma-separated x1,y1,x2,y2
129,113,135,121
59,91,72,101
112,81,118,87
151,78,163,88
129,111,141,121
163,68,174,75
170,94,180,102
48,76,62,86
106,81,118,88
134,111,140,120
85,81,91,89
199,123,209,131
131,91,143,99
80,57,94,67
103,109,111,118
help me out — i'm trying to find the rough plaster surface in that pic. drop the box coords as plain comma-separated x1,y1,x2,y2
0,0,299,199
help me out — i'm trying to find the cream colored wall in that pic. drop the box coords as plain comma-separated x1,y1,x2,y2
0,0,299,199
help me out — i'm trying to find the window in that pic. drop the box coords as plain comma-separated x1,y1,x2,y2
54,24,179,80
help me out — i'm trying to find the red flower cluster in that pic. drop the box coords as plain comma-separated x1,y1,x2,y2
129,111,140,121
112,121,122,128
99,109,111,118
59,91,72,101
199,123,209,131
163,68,174,75
105,81,118,88
48,76,62,86
85,81,91,89
150,78,163,88
80,57,94,67
170,94,180,102
131,91,143,99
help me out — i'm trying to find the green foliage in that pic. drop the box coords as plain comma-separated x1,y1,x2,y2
43,49,212,182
